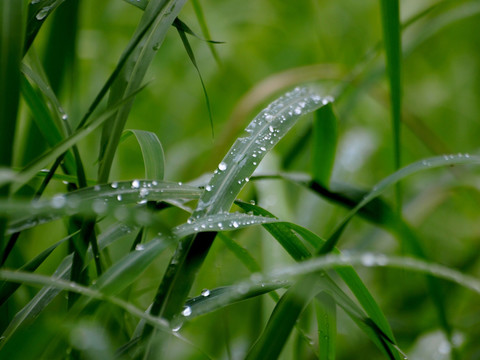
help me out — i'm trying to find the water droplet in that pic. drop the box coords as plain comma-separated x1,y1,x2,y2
36,6,50,20
218,162,227,171
117,195,122,201
94,185,101,191
244,177,249,182
361,253,376,267
92,200,107,214
139,188,149,197
187,218,193,224
135,244,145,251
131,179,140,189
260,146,266,151
111,182,118,189
181,306,192,317
265,114,274,121
205,185,212,192
268,125,274,133
61,113,68,121
31,0,41,4
232,221,239,228
465,153,470,158
294,107,302,115
51,195,66,208
172,323,182,332
201,289,210,297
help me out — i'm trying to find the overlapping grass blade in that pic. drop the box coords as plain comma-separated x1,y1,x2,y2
235,201,401,359
121,130,165,180
192,0,222,65
0,223,135,345
147,87,334,326
311,103,337,187
98,0,188,183
1,85,147,191
4,180,202,234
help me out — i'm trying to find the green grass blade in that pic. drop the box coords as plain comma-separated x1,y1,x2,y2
320,153,480,254
98,0,188,183
176,23,214,137
379,0,402,211
0,0,25,252
122,130,165,180
5,180,202,234
197,87,333,217
20,72,76,174
315,292,336,360
0,231,77,306
192,0,222,65
148,87,334,327
246,275,322,360
25,0,66,54
2,84,148,191
311,103,337,187
235,201,311,261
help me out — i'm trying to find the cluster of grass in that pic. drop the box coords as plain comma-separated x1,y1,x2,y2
1,0,480,359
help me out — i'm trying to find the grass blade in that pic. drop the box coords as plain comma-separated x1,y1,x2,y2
0,0,26,251
147,87,333,327
311,103,337,187
98,0,188,183
121,130,165,180
316,292,336,360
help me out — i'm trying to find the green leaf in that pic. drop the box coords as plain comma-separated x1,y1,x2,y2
311,103,337,187
122,130,165,180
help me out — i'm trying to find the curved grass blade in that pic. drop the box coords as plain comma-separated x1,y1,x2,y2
197,87,333,216
320,153,480,254
311,103,337,187
192,0,222,65
176,22,214,137
121,130,165,180
148,87,334,329
98,0,188,183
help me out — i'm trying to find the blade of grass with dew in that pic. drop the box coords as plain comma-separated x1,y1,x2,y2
2,84,148,191
24,0,66,54
98,0,188,183
4,180,202,234
0,0,25,251
311,103,337,187
175,20,215,137
315,292,336,360
379,0,402,211
320,154,480,254
147,87,334,327
84,213,278,297
121,130,165,180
